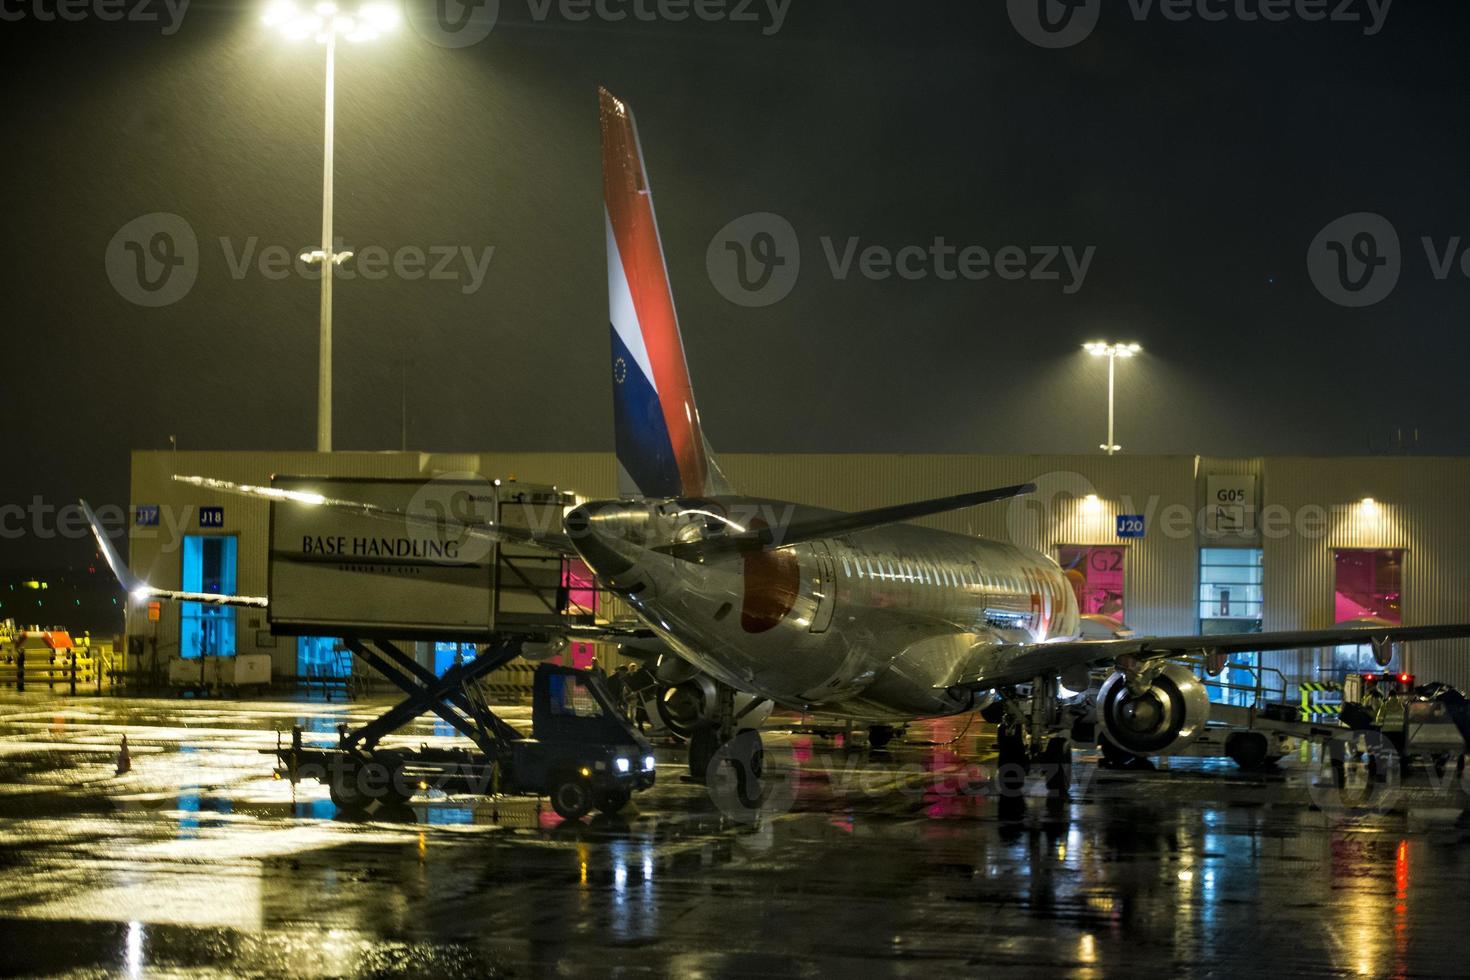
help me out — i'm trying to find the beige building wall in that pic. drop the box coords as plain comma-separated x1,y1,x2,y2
127,451,1470,692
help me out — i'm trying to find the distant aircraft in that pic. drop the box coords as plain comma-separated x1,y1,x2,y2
85,88,1470,792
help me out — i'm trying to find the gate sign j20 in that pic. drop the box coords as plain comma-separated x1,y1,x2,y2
1116,515,1146,539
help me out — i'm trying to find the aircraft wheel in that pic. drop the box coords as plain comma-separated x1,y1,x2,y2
735,729,765,779
550,771,595,821
596,788,632,815
996,724,1030,773
688,726,720,782
725,730,765,808
869,725,897,750
1099,733,1155,771
1226,731,1271,771
1039,737,1072,796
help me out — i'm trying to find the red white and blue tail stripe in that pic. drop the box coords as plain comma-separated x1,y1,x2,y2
601,87,732,500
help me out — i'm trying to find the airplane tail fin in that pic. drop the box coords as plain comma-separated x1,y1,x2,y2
601,87,734,500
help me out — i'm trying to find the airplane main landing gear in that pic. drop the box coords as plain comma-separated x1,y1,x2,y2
687,683,766,808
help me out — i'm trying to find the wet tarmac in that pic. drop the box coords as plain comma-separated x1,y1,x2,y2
0,691,1468,978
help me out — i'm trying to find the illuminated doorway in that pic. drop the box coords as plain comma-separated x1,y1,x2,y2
1333,549,1403,673
1199,548,1264,706
179,535,237,657
1056,545,1126,623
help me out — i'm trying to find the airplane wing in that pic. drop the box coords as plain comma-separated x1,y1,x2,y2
172,475,577,555
948,623,1470,690
657,483,1037,562
80,499,269,609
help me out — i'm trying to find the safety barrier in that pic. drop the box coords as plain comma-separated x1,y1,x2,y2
472,660,538,703
0,635,118,694
1299,681,1343,720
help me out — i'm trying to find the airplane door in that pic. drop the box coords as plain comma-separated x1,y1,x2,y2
810,542,837,634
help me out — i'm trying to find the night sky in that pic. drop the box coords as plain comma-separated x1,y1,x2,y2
5,0,1470,573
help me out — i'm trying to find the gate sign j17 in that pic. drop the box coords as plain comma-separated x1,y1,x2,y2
1116,514,1146,539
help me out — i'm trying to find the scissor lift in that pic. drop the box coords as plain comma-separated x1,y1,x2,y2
262,476,654,819
270,642,656,820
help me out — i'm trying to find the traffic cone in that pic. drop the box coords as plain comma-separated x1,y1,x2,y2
116,735,131,776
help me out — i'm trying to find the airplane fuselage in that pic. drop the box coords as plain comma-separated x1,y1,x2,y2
571,496,1082,722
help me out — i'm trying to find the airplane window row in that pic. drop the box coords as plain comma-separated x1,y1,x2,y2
837,551,1034,596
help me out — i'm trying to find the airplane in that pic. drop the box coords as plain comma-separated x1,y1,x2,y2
85,87,1470,798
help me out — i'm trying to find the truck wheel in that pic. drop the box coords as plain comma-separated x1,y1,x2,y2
596,788,632,815
328,756,367,811
372,751,414,805
1226,732,1270,771
329,753,410,812
550,772,595,821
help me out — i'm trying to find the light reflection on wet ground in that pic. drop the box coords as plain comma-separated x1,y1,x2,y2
0,691,1468,977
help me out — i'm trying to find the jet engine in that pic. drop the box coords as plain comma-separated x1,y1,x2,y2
1097,663,1210,756
610,652,773,740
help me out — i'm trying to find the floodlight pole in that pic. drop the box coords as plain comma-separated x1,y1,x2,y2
317,31,336,454
1085,341,1137,455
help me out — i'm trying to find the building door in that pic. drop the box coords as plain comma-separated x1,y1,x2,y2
1332,549,1404,673
1056,545,1126,623
179,535,237,657
298,636,348,679
1199,548,1263,706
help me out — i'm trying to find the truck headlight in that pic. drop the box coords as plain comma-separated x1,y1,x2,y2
643,754,656,771
615,757,631,773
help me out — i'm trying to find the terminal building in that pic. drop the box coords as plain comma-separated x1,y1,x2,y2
124,450,1470,700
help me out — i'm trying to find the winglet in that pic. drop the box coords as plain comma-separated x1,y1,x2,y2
80,500,146,598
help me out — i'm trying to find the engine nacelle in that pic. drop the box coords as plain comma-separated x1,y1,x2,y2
657,673,720,737
613,663,775,740
1097,663,1210,756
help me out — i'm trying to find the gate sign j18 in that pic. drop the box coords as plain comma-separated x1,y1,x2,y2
1116,514,1146,539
